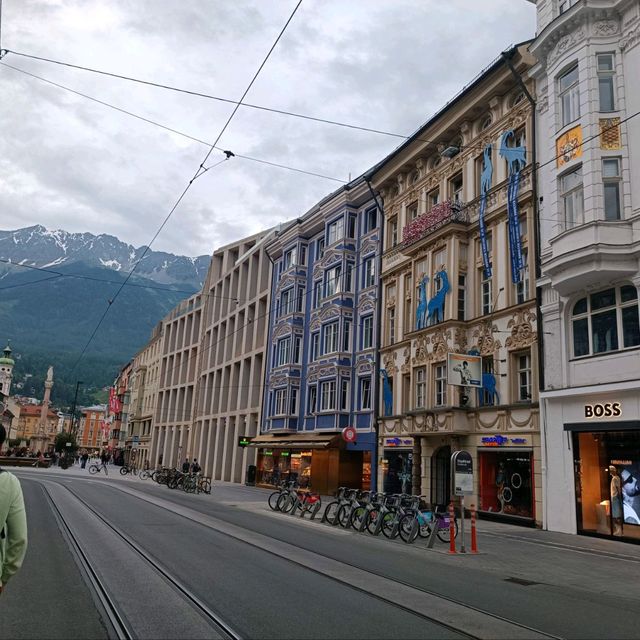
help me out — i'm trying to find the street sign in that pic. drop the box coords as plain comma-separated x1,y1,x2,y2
238,436,252,447
451,450,473,496
342,427,357,443
65,442,72,447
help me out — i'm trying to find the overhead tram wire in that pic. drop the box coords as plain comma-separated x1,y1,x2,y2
66,0,303,373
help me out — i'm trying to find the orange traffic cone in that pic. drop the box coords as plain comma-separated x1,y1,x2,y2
448,502,457,554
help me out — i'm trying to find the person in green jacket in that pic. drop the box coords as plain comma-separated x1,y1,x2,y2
0,425,28,596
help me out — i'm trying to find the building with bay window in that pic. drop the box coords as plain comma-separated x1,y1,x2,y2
254,178,380,495
531,0,640,541
371,42,542,525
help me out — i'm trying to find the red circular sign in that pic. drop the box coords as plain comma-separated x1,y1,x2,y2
342,427,357,443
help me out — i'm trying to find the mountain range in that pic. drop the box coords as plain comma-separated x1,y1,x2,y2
0,225,211,409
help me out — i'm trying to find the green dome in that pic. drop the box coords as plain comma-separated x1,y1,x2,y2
0,342,14,365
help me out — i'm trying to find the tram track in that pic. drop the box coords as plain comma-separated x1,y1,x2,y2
34,476,242,640
26,472,562,640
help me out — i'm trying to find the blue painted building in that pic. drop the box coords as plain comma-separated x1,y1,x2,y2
253,177,381,495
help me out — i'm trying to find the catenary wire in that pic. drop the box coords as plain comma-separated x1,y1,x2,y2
66,0,303,373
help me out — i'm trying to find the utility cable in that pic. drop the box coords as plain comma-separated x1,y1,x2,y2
67,0,303,373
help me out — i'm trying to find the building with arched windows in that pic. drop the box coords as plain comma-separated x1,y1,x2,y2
532,0,640,541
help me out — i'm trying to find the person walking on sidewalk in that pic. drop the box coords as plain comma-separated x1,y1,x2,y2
0,425,28,597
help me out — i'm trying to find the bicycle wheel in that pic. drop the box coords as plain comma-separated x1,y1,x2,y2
120,467,128,476
277,493,294,513
139,470,150,480
167,477,178,490
350,506,367,530
398,514,419,543
381,512,399,539
323,501,340,525
366,509,380,534
200,478,212,494
268,491,283,511
337,505,352,528
88,465,98,475
437,518,459,543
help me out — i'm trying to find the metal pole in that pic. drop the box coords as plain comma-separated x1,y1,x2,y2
460,495,466,553
70,380,82,436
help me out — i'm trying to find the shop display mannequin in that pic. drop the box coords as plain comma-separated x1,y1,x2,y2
609,465,623,536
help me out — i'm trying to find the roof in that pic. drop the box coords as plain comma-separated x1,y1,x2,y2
18,404,58,419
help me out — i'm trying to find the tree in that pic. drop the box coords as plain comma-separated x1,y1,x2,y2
54,431,78,454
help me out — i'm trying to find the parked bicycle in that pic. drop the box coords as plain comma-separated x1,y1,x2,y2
399,503,458,544
119,463,137,476
88,461,108,476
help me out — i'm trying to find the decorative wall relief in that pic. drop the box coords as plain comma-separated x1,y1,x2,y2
428,327,451,362
473,320,502,355
382,352,398,375
505,309,538,350
600,118,622,150
556,124,583,167
412,336,429,364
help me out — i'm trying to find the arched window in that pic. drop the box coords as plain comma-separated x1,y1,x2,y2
572,285,640,357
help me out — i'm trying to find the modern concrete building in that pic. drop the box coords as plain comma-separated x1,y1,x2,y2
531,0,640,541
371,42,542,525
253,179,381,495
191,231,274,483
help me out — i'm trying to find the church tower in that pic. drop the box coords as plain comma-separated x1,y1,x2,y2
0,342,15,398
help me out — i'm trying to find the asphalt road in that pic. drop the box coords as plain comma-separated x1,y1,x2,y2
3,468,640,639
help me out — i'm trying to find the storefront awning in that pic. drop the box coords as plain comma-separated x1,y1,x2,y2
247,433,341,450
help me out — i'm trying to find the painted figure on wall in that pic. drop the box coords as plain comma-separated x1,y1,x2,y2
427,269,450,325
380,369,393,417
415,275,429,330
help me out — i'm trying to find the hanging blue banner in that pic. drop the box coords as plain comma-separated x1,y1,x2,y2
499,131,526,284
479,143,492,278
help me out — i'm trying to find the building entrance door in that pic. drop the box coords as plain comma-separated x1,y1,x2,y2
432,445,451,508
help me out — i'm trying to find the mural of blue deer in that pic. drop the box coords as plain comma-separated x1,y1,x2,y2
499,130,526,174
427,269,450,325
415,275,429,330
380,369,393,416
479,372,500,406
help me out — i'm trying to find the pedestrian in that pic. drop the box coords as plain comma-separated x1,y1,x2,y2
191,458,201,474
0,425,28,597
182,458,190,473
81,452,88,469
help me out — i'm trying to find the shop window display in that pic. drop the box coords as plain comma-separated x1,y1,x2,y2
479,451,533,518
573,431,640,540
382,450,412,494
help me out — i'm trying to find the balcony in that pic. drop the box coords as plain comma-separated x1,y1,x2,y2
401,200,467,249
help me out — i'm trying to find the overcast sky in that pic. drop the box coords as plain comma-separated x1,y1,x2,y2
0,0,536,257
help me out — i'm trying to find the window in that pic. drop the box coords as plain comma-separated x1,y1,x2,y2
283,248,296,270
293,335,302,364
364,208,378,233
360,378,371,410
343,321,351,352
299,245,307,265
597,53,615,112
289,388,298,415
296,287,305,313
427,188,440,210
560,167,584,229
434,364,446,407
276,338,291,366
280,288,294,316
273,389,287,415
327,218,344,245
450,174,463,203
559,65,580,127
325,265,342,297
407,202,419,222
572,286,640,357
313,280,322,308
347,215,356,238
458,274,466,320
404,274,413,333
516,250,530,304
433,248,447,274
389,219,398,248
481,268,492,315
415,367,426,409
363,257,375,288
311,332,320,360
362,316,373,350
320,380,336,411
324,322,338,354
515,352,532,402
340,379,349,411
316,238,325,260
603,158,621,220
387,307,396,345
307,386,317,414
344,263,354,293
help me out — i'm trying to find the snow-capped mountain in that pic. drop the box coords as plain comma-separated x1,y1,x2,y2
0,225,210,288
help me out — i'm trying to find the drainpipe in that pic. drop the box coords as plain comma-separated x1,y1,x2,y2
365,177,385,492
502,48,548,529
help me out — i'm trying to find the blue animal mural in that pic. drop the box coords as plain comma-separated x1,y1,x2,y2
427,269,450,325
380,369,393,416
480,143,493,195
415,275,429,330
499,130,526,175
479,372,500,406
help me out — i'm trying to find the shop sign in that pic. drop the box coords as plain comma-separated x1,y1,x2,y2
384,437,414,448
584,402,622,419
342,426,357,443
263,450,273,456
481,436,527,446
280,451,290,457
237,436,252,447
451,450,473,496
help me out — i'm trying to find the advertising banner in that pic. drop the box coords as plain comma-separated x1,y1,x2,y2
447,353,482,388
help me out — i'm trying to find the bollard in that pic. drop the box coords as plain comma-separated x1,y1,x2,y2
470,503,478,553
448,502,457,554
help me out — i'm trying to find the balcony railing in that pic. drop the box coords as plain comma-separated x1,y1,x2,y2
401,200,467,248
